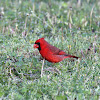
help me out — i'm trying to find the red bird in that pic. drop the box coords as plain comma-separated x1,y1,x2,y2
33,38,78,77
34,38,78,62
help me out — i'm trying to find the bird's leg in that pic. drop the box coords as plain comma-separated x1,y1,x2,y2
41,58,45,77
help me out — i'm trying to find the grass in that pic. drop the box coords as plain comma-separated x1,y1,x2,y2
0,0,100,100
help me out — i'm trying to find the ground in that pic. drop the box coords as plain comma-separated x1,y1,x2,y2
0,0,100,100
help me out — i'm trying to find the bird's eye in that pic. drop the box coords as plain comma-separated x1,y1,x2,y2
35,42,40,45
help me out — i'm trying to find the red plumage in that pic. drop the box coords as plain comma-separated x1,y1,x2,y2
33,38,78,63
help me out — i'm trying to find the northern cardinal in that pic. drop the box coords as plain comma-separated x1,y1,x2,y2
33,38,78,77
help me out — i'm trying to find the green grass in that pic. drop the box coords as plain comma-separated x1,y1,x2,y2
0,0,100,100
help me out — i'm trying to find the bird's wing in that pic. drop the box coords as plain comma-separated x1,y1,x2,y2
47,44,67,55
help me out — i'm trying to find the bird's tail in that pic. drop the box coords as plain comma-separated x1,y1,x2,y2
65,55,78,59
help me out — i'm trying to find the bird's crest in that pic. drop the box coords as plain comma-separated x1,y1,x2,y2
35,37,45,44
41,37,45,39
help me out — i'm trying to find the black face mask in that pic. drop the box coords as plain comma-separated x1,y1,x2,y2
35,42,41,51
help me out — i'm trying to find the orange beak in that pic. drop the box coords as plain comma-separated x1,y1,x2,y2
33,44,39,49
